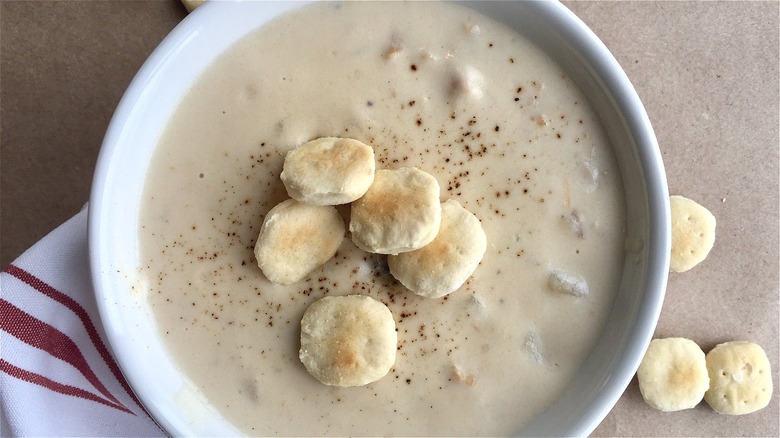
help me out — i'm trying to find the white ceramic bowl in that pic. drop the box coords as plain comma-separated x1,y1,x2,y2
89,1,670,436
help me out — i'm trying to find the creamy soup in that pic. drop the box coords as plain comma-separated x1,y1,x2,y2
139,2,626,435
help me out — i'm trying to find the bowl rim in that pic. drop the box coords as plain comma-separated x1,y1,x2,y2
89,1,670,436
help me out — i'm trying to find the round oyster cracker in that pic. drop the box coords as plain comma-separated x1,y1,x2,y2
299,295,397,387
670,195,716,272
281,137,376,206
704,341,773,415
254,199,344,285
637,337,709,412
349,167,442,255
388,199,486,298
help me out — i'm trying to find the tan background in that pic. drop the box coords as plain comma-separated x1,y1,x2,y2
1,1,777,436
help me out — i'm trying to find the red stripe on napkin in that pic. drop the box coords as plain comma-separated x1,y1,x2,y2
0,298,127,410
0,359,133,415
4,265,146,412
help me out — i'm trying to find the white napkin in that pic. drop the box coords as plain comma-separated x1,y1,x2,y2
1,207,165,437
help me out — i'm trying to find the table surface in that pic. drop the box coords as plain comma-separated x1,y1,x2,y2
1,1,777,436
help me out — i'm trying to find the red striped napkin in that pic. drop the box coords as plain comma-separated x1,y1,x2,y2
1,207,164,437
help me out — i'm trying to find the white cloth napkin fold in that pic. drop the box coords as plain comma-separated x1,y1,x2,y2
1,207,165,437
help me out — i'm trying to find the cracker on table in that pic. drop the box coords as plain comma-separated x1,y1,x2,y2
670,195,716,272
637,337,709,412
181,0,205,13
704,341,773,415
